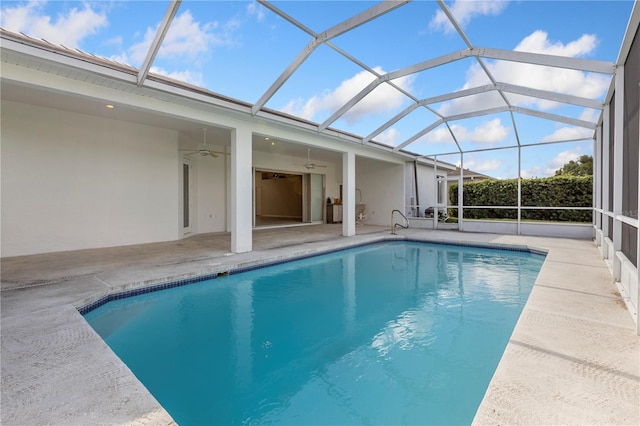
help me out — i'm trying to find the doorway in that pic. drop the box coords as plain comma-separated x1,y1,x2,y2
254,170,324,227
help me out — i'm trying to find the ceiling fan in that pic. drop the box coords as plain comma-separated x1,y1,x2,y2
180,128,228,158
301,148,327,170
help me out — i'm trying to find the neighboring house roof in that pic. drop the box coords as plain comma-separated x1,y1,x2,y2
448,167,494,180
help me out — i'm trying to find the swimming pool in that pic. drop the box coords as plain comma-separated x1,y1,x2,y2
84,240,544,425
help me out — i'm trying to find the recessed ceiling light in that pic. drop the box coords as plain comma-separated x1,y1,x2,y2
105,104,114,109
265,137,270,140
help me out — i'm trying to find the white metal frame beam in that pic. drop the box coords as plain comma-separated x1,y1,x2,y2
396,104,596,153
322,49,472,132
395,119,445,151
496,82,604,110
138,0,181,86
473,47,615,75
364,103,422,144
364,81,602,146
512,106,597,129
252,0,408,115
320,76,386,131
386,48,472,80
422,137,594,158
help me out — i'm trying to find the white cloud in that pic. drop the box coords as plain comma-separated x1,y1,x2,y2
129,11,227,64
149,66,204,87
247,2,266,22
281,67,414,124
430,0,509,34
456,118,509,144
520,165,545,178
578,108,600,123
540,126,594,143
438,31,610,115
462,158,503,173
0,1,107,48
108,52,131,65
522,146,583,177
518,30,597,57
540,108,598,142
424,118,508,145
104,35,123,47
424,125,455,143
548,146,582,170
376,128,402,146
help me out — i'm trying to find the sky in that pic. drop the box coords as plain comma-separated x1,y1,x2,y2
1,0,635,178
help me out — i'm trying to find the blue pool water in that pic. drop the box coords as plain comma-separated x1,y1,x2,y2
84,241,544,425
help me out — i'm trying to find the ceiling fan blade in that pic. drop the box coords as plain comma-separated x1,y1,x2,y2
208,152,218,158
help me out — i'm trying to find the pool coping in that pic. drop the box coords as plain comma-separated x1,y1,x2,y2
2,230,638,425
76,236,548,316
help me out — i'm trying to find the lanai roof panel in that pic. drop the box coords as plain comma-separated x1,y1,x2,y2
263,43,372,125
511,113,595,146
447,112,516,152
329,1,469,72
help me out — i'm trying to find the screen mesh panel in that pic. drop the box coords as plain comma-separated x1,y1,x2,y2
622,31,639,265
608,92,616,239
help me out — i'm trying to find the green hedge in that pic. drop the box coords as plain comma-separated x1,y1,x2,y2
449,175,593,222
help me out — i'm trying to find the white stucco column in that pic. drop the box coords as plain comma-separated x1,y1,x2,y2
342,151,356,237
231,126,252,253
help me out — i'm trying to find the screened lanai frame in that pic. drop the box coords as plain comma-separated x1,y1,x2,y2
242,0,615,233
10,0,631,249
1,0,634,238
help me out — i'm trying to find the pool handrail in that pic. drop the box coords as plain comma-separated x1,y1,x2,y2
391,209,409,235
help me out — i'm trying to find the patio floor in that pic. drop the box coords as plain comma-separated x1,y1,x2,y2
1,224,638,425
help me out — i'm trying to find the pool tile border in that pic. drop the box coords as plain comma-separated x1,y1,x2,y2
77,272,219,315
78,236,548,316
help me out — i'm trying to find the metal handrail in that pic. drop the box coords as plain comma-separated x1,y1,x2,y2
391,209,409,235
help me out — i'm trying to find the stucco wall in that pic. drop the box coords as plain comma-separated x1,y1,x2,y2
1,101,180,257
194,154,228,234
356,157,404,226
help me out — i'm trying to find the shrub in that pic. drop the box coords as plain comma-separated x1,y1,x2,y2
449,175,592,222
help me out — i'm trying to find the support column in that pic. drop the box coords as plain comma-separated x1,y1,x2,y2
433,157,438,230
342,151,356,237
517,147,522,235
602,104,610,239
594,126,602,232
458,153,463,231
231,126,252,253
613,66,624,279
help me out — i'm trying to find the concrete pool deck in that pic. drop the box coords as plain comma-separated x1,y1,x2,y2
1,225,638,425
